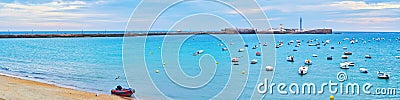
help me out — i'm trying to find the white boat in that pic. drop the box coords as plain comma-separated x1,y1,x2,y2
340,63,349,69
298,66,308,75
231,57,239,62
222,48,228,51
251,59,258,64
287,56,294,62
396,56,400,59
252,45,258,49
296,40,301,43
218,44,223,46
308,44,317,46
343,47,347,50
344,52,352,55
365,55,371,58
304,59,312,65
325,40,330,44
193,50,204,56
312,54,318,57
265,66,274,71
377,71,390,79
359,68,368,73
344,61,355,66
238,48,245,52
350,40,355,44
263,42,268,46
341,55,348,59
397,49,400,51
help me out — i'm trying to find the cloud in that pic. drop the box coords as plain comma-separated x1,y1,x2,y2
330,1,400,10
325,17,400,24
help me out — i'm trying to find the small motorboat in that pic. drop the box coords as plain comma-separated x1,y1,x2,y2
263,42,268,46
304,59,312,65
359,68,368,73
230,42,234,45
293,49,298,51
397,49,400,51
265,66,274,71
298,66,308,75
365,55,372,58
331,47,334,49
287,56,294,62
396,56,400,59
231,57,239,62
343,47,347,50
289,40,295,43
341,55,348,59
244,44,249,47
252,45,258,49
344,52,352,55
218,44,223,46
295,44,300,47
238,48,245,52
377,71,390,79
275,45,280,48
340,63,349,69
193,50,204,56
251,59,258,64
343,61,355,66
317,46,320,49
327,56,333,60
256,52,261,56
350,40,355,44
111,86,135,97
325,40,330,44
308,44,317,46
222,48,228,51
312,54,318,57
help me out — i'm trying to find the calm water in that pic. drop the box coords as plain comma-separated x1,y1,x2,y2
0,32,399,99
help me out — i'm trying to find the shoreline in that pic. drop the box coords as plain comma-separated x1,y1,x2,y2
0,73,128,100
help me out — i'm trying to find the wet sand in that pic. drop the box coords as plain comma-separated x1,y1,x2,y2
0,74,128,100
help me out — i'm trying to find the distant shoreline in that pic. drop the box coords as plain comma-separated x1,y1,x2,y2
0,31,333,38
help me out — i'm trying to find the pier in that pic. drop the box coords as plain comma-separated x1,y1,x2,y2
0,29,332,38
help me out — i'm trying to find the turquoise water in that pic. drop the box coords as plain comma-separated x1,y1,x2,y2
0,32,399,99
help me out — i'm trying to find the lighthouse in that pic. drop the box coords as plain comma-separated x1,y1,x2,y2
300,17,303,32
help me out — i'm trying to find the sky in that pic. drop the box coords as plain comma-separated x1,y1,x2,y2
0,0,399,32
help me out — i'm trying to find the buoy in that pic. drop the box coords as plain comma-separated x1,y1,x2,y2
156,70,159,73
216,62,219,64
330,95,334,100
242,70,245,74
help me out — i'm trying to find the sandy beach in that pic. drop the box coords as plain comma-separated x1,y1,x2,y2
0,74,128,100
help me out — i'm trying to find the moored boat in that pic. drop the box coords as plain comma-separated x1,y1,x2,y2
304,59,312,65
344,52,352,55
377,71,390,79
287,56,294,62
266,66,274,71
256,52,261,56
251,59,258,64
341,55,348,59
327,56,333,60
298,66,308,75
359,68,368,73
365,54,371,58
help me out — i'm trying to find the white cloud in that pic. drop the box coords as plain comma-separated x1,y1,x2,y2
330,1,400,10
325,17,400,24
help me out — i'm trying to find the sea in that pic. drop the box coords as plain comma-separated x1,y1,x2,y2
0,31,399,99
